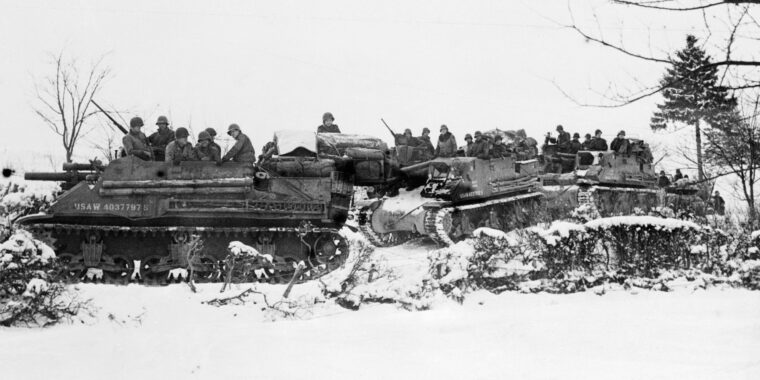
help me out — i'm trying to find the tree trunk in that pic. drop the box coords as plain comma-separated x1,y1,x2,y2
695,119,704,181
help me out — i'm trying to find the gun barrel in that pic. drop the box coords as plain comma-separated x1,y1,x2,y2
24,172,93,182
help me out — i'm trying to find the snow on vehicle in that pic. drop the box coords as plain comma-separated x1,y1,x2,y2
18,131,392,284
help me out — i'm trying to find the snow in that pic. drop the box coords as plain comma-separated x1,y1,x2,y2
751,230,760,241
585,215,702,231
22,279,49,297
530,221,586,246
377,188,428,212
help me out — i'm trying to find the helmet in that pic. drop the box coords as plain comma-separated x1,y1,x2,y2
595,129,602,135
494,135,503,141
198,131,211,141
556,124,563,131
464,133,472,140
227,123,241,134
322,112,334,122
129,117,144,128
618,130,626,136
474,131,482,137
422,127,430,133
205,127,217,137
440,124,448,132
573,133,580,139
404,128,412,135
584,133,591,139
156,116,169,125
175,127,189,139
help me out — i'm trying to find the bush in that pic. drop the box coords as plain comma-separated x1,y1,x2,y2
0,229,86,327
529,221,599,277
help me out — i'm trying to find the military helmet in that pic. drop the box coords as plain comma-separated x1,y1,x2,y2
465,133,473,140
474,131,482,137
618,130,626,136
205,127,217,137
495,135,503,141
404,128,412,135
556,124,564,131
198,131,211,141
423,127,430,134
322,112,334,122
585,133,591,139
573,132,580,139
440,124,448,132
227,123,241,134
156,115,169,125
129,117,144,128
175,127,189,139
595,129,602,135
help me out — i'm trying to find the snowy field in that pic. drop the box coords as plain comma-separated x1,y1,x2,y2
1,242,759,380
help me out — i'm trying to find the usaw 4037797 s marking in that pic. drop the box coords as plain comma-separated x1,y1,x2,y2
73,202,149,212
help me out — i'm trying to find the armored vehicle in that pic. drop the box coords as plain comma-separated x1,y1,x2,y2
358,156,543,246
19,131,391,284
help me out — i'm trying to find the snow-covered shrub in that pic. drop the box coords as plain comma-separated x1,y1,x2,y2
529,221,600,277
220,241,276,290
735,260,760,290
0,229,85,327
585,216,703,277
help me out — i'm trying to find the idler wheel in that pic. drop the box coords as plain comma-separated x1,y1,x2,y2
313,233,348,266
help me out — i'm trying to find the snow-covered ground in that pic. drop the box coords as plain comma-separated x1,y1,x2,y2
2,241,760,380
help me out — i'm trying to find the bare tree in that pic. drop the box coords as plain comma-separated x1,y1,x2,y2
33,51,110,163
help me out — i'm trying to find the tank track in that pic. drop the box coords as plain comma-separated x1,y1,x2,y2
357,206,414,247
424,192,543,246
27,223,348,286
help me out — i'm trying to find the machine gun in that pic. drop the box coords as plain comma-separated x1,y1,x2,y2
25,161,103,190
90,99,128,135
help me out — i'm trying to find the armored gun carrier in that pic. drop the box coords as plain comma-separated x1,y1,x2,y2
19,131,392,284
357,156,543,247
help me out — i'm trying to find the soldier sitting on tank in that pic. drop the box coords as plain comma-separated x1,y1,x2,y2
658,170,671,188
148,116,175,161
122,117,153,160
317,112,341,133
258,140,277,164
674,168,684,181
610,130,629,154
418,127,435,156
588,129,608,151
205,128,222,155
489,135,510,158
222,123,256,163
193,131,222,163
461,133,474,156
581,133,592,150
469,131,491,159
555,124,571,152
568,133,582,154
395,128,419,146
435,124,458,157
165,127,194,165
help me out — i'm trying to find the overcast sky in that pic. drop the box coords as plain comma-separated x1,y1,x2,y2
0,0,753,172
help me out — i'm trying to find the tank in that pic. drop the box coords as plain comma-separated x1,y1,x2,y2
357,156,543,247
18,131,391,284
540,139,661,217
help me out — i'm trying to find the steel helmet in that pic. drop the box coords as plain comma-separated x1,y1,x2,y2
227,123,241,134
422,127,430,134
129,117,144,128
464,133,472,140
175,127,189,139
205,127,217,137
198,131,211,141
322,112,334,122
156,115,169,125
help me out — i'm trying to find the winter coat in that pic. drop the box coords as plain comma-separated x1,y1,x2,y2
464,142,473,157
418,135,435,155
193,144,222,162
489,143,510,158
674,172,684,181
588,137,608,151
435,132,458,157
469,139,491,159
148,127,175,160
122,131,152,160
557,131,570,147
581,139,593,151
610,137,629,154
165,141,195,164
567,139,582,154
713,196,726,215
317,124,341,133
223,133,256,163
658,175,671,188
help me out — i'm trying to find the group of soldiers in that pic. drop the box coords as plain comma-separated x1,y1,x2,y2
547,125,609,154
393,124,538,160
121,116,255,165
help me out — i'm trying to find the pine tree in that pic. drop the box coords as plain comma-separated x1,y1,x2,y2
650,35,737,181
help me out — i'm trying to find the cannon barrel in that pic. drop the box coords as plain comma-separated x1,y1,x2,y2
62,162,105,171
25,171,94,182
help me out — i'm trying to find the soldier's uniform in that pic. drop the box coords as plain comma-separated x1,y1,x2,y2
205,128,223,157
469,132,490,159
317,112,341,133
568,134,582,154
490,142,510,158
610,132,629,154
223,124,256,163
148,116,175,161
435,125,458,157
193,131,222,162
122,117,152,160
165,127,194,164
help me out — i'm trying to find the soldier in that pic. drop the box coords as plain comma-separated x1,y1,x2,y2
122,117,152,160
610,130,629,154
568,133,582,154
556,124,570,152
148,115,175,161
395,128,419,146
435,124,457,157
658,170,671,188
469,131,490,159
193,131,222,163
589,129,608,151
581,133,593,150
712,191,726,215
674,169,684,182
462,134,474,156
222,123,256,163
165,127,194,165
489,135,510,158
259,140,277,163
418,127,435,155
317,112,341,133
205,128,222,154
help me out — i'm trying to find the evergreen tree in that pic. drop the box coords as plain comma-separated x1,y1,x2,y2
650,35,737,181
